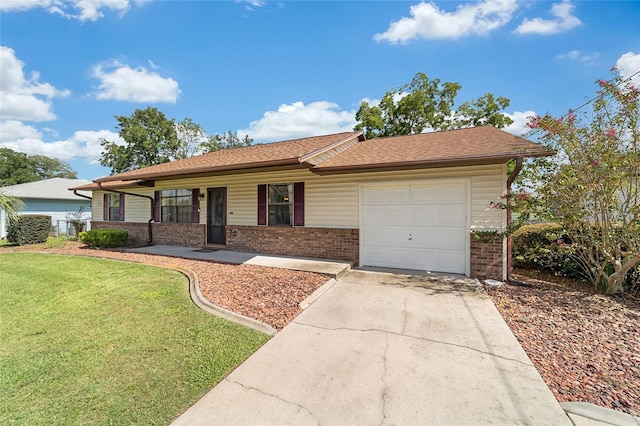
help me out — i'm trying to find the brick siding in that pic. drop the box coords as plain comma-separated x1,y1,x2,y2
91,221,205,247
91,222,504,279
226,225,359,265
470,235,505,280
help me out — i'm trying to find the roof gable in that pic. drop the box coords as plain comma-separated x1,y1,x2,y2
313,126,554,173
0,178,92,200
96,131,364,183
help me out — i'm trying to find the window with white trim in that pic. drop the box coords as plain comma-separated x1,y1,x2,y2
268,183,293,226
159,189,197,223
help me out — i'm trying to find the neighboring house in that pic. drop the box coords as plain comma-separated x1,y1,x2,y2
0,178,92,238
71,127,553,280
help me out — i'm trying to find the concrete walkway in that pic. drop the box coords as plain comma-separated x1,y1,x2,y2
172,269,571,425
122,245,635,425
123,245,352,278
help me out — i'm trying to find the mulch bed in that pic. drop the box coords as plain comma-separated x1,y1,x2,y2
485,269,640,416
1,242,329,331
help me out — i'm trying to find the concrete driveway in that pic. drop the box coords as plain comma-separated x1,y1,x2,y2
172,269,570,425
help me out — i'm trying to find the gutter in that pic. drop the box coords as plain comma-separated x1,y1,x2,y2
312,150,554,175
73,190,92,201
505,157,530,286
97,182,155,245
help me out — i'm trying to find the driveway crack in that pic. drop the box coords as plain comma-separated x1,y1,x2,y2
295,322,531,367
402,297,408,335
379,334,390,426
225,378,320,425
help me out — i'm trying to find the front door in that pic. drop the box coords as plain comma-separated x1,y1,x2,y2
207,187,227,245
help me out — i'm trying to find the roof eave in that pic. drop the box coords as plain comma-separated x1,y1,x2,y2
94,158,302,183
312,150,555,175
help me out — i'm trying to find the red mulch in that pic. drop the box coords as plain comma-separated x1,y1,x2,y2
1,241,329,331
485,269,640,416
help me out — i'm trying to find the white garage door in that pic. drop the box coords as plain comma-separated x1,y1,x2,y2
361,180,468,274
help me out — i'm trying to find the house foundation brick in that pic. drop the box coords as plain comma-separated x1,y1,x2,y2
91,221,205,247
226,225,359,265
470,235,505,280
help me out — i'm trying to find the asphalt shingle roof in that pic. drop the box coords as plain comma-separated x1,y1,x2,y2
95,132,364,183
313,126,554,173
0,178,92,200
81,127,553,186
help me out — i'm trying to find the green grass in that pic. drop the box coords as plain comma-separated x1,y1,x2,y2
0,253,269,425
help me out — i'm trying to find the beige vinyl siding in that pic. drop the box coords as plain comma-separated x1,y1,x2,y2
90,164,507,231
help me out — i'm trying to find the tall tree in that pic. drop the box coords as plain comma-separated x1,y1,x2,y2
199,131,253,153
521,71,639,294
450,93,513,129
100,107,180,174
354,72,513,138
175,118,207,159
28,155,77,180
0,148,77,186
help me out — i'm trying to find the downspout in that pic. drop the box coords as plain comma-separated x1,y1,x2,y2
505,157,529,286
98,182,155,245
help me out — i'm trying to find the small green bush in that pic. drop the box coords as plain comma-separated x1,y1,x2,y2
511,223,581,277
513,223,640,293
7,215,51,245
79,229,128,249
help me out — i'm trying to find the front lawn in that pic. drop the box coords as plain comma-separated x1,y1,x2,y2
0,253,269,425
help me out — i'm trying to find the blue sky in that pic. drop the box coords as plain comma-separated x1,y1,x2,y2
1,0,639,181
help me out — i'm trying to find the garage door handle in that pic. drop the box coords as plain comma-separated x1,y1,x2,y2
408,233,412,241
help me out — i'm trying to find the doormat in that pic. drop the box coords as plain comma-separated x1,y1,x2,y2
193,248,218,253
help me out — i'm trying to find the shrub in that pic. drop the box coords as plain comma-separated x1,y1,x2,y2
512,223,581,277
79,229,128,249
7,215,51,245
513,223,640,293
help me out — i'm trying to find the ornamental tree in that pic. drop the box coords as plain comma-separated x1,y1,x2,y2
524,70,639,294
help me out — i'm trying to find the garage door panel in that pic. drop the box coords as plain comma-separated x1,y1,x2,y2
362,181,468,274
436,184,467,201
437,206,466,226
363,188,389,204
388,205,410,226
410,185,439,203
409,205,438,225
364,247,387,265
364,206,386,226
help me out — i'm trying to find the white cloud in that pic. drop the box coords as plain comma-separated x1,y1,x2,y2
92,61,180,103
616,51,640,87
374,0,518,43
515,0,581,35
0,129,124,163
0,120,42,141
0,46,70,122
503,110,538,136
556,50,599,63
0,0,55,12
0,0,149,22
238,101,357,142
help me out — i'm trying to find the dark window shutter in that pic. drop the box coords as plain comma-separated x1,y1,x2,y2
192,189,200,223
257,184,267,225
154,191,161,222
103,193,108,221
293,182,305,226
119,194,125,221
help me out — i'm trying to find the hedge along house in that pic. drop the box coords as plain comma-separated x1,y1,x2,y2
71,127,553,280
